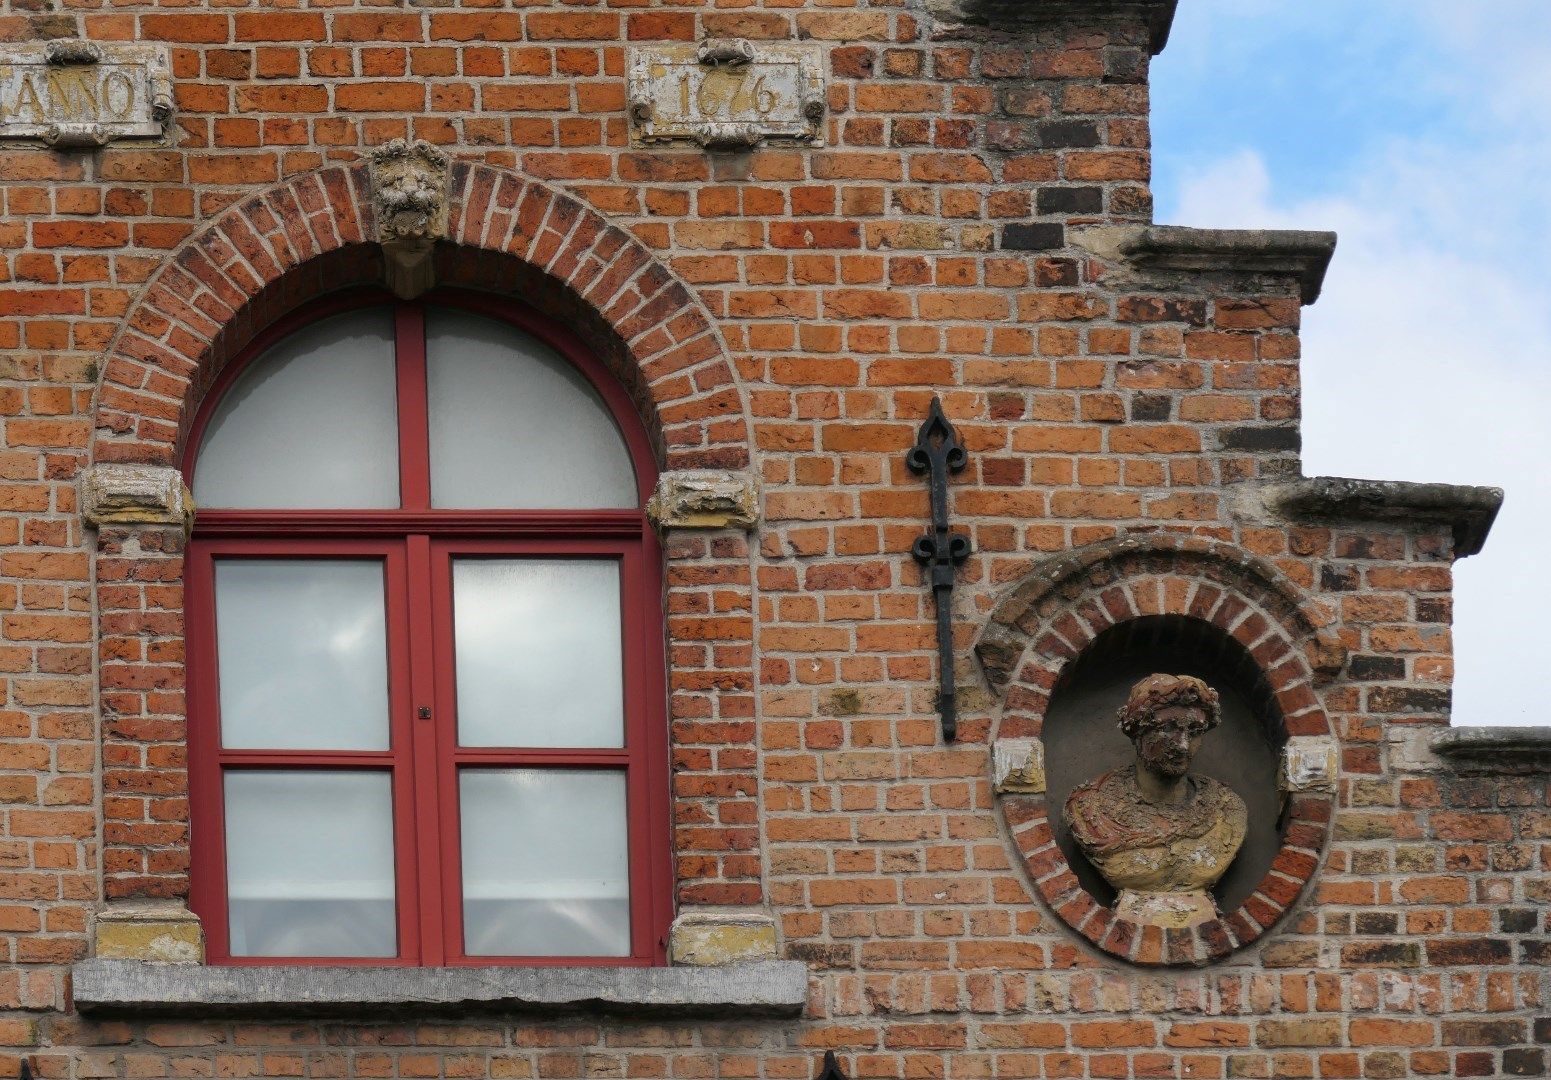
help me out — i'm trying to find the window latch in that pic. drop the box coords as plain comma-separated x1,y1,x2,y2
418,706,432,720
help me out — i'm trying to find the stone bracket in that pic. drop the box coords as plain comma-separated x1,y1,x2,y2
368,138,451,300
646,470,760,530
1073,225,1338,305
81,464,192,530
992,737,1046,794
1247,475,1504,559
93,901,204,964
1280,735,1338,793
668,909,778,966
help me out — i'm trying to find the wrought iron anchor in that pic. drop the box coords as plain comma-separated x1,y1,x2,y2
906,396,971,742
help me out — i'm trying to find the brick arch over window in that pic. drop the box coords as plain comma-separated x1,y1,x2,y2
977,534,1338,967
92,160,750,470
89,162,759,910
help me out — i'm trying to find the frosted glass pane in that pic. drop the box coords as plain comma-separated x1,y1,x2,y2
225,771,396,957
214,560,389,751
426,309,636,508
195,308,399,508
453,559,622,748
460,769,629,957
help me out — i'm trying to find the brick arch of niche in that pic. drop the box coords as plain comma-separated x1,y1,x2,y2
88,161,760,910
974,534,1341,967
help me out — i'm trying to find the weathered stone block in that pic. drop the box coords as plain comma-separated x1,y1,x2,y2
647,470,760,530
668,910,778,966
1280,735,1338,792
93,902,203,964
992,737,1046,794
80,464,192,528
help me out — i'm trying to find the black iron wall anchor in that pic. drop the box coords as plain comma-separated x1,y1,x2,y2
906,396,971,742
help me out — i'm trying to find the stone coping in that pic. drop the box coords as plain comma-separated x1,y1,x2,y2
1255,475,1504,558
1075,225,1338,303
71,959,809,1018
924,1,1178,54
1431,726,1551,767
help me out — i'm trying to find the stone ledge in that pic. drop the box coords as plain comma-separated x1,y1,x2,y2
646,470,760,530
1075,225,1338,304
71,959,809,1018
1253,476,1503,558
1430,726,1551,769
924,0,1177,54
80,464,192,529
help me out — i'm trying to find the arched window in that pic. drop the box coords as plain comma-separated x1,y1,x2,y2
184,292,670,966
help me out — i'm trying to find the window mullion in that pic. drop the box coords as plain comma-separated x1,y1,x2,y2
404,533,447,963
395,304,432,511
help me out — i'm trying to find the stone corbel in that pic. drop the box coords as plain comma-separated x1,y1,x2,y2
43,123,113,150
93,901,204,964
668,909,777,966
646,470,760,530
368,138,451,301
80,464,193,531
1280,735,1338,793
992,737,1045,794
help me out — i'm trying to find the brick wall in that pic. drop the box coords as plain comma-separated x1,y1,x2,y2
0,0,1545,1076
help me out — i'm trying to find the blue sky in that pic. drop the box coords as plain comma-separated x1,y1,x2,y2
1149,1,1551,726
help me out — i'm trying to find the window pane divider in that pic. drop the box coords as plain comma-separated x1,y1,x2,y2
193,510,647,538
215,751,399,766
452,749,633,766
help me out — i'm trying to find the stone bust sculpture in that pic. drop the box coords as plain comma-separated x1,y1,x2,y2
1062,674,1248,928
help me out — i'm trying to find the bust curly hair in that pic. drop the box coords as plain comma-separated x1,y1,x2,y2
1116,673,1221,739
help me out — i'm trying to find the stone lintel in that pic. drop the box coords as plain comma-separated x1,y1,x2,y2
924,1,1177,54
992,737,1046,794
668,910,778,966
1075,225,1338,304
81,464,192,529
93,901,203,964
1280,735,1337,793
71,958,809,1018
1256,475,1504,558
646,470,760,530
1430,726,1551,770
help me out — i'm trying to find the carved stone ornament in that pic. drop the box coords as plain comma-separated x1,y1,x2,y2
368,138,451,300
80,464,192,530
1062,674,1248,929
627,42,825,149
1280,734,1338,792
992,738,1045,794
646,470,760,530
0,41,174,149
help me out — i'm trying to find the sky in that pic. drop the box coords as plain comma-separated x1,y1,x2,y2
1149,1,1550,727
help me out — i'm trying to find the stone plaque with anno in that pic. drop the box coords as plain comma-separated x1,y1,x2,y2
627,41,825,150
0,41,173,149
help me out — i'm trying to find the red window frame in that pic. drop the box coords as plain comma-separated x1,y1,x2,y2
184,289,671,966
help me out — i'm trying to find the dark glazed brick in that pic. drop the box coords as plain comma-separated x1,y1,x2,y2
1000,222,1064,251
1504,1049,1546,1077
1036,187,1103,215
1129,395,1171,421
1500,908,1538,933
1368,686,1451,713
1320,565,1359,592
1347,655,1405,680
1033,120,1101,148
1427,938,1513,966
1218,427,1301,452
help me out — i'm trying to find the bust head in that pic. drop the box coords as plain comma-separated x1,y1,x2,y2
1117,674,1220,782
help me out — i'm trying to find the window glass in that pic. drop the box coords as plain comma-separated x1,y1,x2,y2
224,770,397,958
214,559,390,751
426,309,637,508
452,558,623,748
459,769,629,957
194,308,399,509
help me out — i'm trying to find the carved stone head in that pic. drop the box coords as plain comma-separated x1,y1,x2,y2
1117,673,1220,781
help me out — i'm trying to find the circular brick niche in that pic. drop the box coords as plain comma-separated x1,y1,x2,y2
981,538,1336,967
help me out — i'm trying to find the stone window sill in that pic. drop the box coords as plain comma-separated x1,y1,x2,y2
71,958,808,1018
